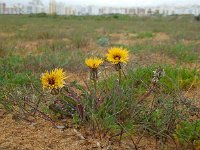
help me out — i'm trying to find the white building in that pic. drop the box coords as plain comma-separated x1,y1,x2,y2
23,0,45,14
87,6,99,15
174,6,200,16
49,0,56,14
65,7,75,15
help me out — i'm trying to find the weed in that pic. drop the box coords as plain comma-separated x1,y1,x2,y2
37,31,53,39
136,32,155,39
29,13,48,18
70,32,90,49
174,120,200,149
167,43,199,62
97,37,109,47
194,14,200,21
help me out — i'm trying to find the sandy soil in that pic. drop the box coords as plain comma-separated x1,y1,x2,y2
0,112,104,150
109,32,170,46
0,110,178,150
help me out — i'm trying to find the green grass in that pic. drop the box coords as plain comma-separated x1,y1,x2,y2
100,65,200,95
174,120,200,149
136,32,155,39
127,42,200,62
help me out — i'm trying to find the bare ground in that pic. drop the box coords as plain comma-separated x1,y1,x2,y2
0,110,177,150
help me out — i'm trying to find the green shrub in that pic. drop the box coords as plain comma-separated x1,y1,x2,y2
194,14,200,21
97,37,109,47
29,13,48,18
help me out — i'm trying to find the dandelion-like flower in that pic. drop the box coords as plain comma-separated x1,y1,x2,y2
106,47,129,64
85,57,103,80
41,68,67,90
85,57,103,69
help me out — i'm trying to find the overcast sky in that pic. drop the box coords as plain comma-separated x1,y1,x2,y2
1,0,200,7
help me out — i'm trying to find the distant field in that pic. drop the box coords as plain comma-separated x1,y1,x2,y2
0,14,200,149
0,14,199,87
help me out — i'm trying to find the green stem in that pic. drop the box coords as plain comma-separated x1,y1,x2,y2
119,68,122,85
94,79,97,95
93,79,97,111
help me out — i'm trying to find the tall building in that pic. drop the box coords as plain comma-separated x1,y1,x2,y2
0,3,6,14
49,0,56,14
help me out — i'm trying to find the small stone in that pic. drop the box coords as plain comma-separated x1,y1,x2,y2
56,125,66,129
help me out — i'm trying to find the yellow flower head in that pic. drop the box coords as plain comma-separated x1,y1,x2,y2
41,68,67,90
85,57,103,69
106,47,129,64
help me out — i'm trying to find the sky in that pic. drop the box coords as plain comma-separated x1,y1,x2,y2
1,0,200,7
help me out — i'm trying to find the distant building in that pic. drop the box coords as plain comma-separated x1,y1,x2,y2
99,7,109,14
74,6,88,15
173,6,200,16
128,8,136,15
1,3,23,14
49,0,56,14
1,1,200,16
0,0,45,14
25,0,45,14
65,7,75,15
0,3,6,14
56,2,65,15
88,6,99,15
137,8,146,16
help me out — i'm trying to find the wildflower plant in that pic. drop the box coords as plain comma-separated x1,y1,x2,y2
85,57,103,110
152,67,165,84
40,68,85,119
34,47,199,149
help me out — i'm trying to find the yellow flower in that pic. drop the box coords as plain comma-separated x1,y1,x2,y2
85,57,103,69
41,68,67,90
106,47,129,64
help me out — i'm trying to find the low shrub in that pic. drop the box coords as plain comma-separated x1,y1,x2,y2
174,120,200,149
97,37,109,47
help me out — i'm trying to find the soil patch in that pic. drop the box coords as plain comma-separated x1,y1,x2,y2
0,32,15,38
0,111,176,150
109,32,170,46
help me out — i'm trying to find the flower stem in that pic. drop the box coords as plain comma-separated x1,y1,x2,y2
93,79,97,111
90,69,98,111
93,79,97,95
119,68,122,86
115,63,122,86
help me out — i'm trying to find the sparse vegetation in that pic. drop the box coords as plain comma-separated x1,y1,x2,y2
174,120,200,149
136,32,155,39
0,14,199,149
